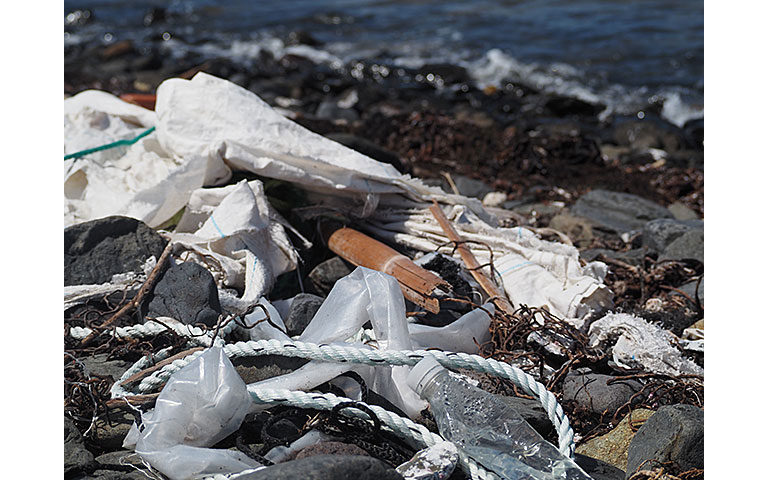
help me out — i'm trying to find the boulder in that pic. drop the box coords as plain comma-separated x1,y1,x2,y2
146,262,222,327
65,216,167,286
243,454,403,479
625,405,704,478
571,190,672,233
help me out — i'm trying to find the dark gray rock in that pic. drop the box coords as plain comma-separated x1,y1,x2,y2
146,262,221,327
90,411,136,454
562,370,643,416
65,416,96,475
72,469,147,480
293,442,370,460
285,293,325,336
642,219,703,254
571,190,672,233
580,248,645,266
500,395,555,440
626,404,703,478
308,257,354,296
574,454,625,480
545,95,604,117
95,450,144,468
234,355,308,384
326,133,405,172
246,454,403,479
65,216,167,286
448,174,493,199
76,354,133,382
660,230,704,263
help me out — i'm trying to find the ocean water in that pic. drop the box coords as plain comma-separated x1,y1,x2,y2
64,0,704,126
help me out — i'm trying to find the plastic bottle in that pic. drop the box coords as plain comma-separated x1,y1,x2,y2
407,357,591,480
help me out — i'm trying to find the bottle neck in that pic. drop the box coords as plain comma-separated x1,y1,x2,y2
418,368,448,400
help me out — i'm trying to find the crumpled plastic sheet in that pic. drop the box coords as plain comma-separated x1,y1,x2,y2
124,347,262,479
588,313,703,376
248,266,427,418
64,73,611,329
168,179,301,306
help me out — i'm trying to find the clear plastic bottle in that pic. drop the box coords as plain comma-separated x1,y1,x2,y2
407,357,591,480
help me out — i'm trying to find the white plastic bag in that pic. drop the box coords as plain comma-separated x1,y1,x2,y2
126,347,260,479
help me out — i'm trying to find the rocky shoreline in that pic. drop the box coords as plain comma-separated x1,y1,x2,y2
64,19,704,480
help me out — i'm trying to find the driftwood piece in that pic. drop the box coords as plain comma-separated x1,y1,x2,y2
327,226,451,313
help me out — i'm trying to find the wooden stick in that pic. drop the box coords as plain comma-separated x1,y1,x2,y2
79,241,174,348
429,200,515,316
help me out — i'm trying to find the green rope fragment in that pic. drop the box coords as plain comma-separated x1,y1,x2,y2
64,126,156,161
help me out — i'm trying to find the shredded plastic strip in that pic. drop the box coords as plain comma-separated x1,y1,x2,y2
123,339,576,458
64,126,156,160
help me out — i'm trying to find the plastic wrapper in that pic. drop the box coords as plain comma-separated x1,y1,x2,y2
125,347,260,479
408,304,494,353
588,312,703,376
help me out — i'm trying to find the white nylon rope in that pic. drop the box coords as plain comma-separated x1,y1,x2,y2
127,339,575,458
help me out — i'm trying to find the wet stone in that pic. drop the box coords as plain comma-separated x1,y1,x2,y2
145,262,222,327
